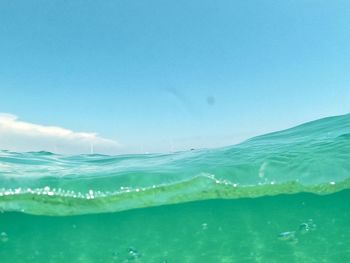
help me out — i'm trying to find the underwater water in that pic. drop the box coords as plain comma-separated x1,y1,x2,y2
0,113,350,262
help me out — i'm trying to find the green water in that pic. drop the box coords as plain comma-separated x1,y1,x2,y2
1,190,350,262
0,114,350,262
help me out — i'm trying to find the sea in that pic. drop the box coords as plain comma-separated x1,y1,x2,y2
1,114,350,262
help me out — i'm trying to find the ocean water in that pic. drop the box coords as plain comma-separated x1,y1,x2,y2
0,114,350,262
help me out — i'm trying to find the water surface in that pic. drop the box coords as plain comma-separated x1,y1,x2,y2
1,114,349,262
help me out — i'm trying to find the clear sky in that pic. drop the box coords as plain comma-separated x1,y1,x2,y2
1,0,350,154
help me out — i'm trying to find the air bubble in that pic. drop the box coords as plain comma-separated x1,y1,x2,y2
278,231,298,243
127,247,141,260
0,232,8,243
299,219,316,234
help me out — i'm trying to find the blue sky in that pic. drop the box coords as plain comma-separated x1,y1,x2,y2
1,0,350,154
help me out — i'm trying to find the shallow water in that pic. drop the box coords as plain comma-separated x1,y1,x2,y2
1,190,350,262
0,114,350,262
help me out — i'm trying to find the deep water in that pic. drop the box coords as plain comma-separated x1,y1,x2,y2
0,113,350,262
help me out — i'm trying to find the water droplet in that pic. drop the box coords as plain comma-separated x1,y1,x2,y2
206,96,215,106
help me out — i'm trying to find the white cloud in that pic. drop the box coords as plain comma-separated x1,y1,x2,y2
0,113,120,154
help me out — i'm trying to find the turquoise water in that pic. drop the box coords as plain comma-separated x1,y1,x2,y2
1,114,350,262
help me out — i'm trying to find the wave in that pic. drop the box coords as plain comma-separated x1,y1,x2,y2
0,113,349,215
